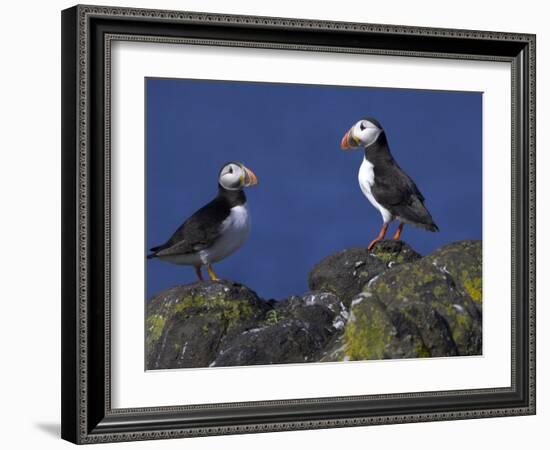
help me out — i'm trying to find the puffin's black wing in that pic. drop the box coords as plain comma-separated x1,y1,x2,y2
371,161,438,232
148,197,230,258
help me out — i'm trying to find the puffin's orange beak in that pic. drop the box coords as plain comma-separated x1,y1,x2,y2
243,166,258,187
340,129,353,150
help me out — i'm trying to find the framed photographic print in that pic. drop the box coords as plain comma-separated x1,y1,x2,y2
61,4,536,444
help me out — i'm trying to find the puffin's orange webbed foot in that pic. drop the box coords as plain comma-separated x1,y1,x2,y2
368,223,389,252
368,238,381,252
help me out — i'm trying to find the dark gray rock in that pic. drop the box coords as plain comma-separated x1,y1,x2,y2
145,240,482,369
146,281,271,370
211,291,348,367
319,333,348,362
370,239,422,266
424,240,482,314
212,319,327,366
276,291,348,329
339,240,482,361
307,241,420,307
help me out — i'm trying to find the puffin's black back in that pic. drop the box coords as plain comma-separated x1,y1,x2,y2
365,131,438,231
148,186,246,257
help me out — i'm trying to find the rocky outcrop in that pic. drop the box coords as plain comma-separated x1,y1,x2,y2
146,281,269,369
146,285,346,369
308,241,421,306
323,241,482,361
146,240,482,369
212,292,347,367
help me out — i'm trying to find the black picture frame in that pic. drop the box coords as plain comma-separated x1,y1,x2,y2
61,4,536,444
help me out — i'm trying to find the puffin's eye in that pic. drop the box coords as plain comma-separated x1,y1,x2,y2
360,122,366,131
228,166,233,174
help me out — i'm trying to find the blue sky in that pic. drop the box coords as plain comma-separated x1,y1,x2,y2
146,78,482,300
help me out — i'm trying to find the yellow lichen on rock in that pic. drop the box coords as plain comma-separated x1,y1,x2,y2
344,300,392,360
463,277,482,303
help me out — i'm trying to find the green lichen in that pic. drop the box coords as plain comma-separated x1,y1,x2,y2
432,284,446,297
146,314,166,347
374,251,406,265
373,264,437,304
426,242,482,306
433,301,472,348
366,261,476,353
173,295,254,330
463,277,482,303
454,310,471,329
373,280,391,295
265,309,281,325
344,303,392,360
414,342,431,358
352,241,482,359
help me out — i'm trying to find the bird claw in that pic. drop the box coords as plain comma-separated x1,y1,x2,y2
368,239,380,252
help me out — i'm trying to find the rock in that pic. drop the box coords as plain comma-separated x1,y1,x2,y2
212,319,326,366
319,333,348,362
212,291,347,367
425,240,482,313
145,240,482,369
370,239,422,266
307,241,420,306
146,281,270,369
276,291,348,330
340,240,482,361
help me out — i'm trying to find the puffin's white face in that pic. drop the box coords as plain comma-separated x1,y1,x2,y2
218,162,258,191
341,119,382,150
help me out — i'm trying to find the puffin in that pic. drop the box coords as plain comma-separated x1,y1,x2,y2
147,162,258,281
340,118,438,251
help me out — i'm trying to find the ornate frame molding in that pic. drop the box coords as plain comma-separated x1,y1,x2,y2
61,4,536,444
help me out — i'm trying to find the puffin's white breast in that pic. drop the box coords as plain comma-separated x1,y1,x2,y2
358,158,393,223
200,204,250,264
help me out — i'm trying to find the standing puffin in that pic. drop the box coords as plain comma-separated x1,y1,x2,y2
340,118,438,251
147,162,258,281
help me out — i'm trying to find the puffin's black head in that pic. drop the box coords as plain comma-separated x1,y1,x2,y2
218,162,258,191
340,117,384,150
